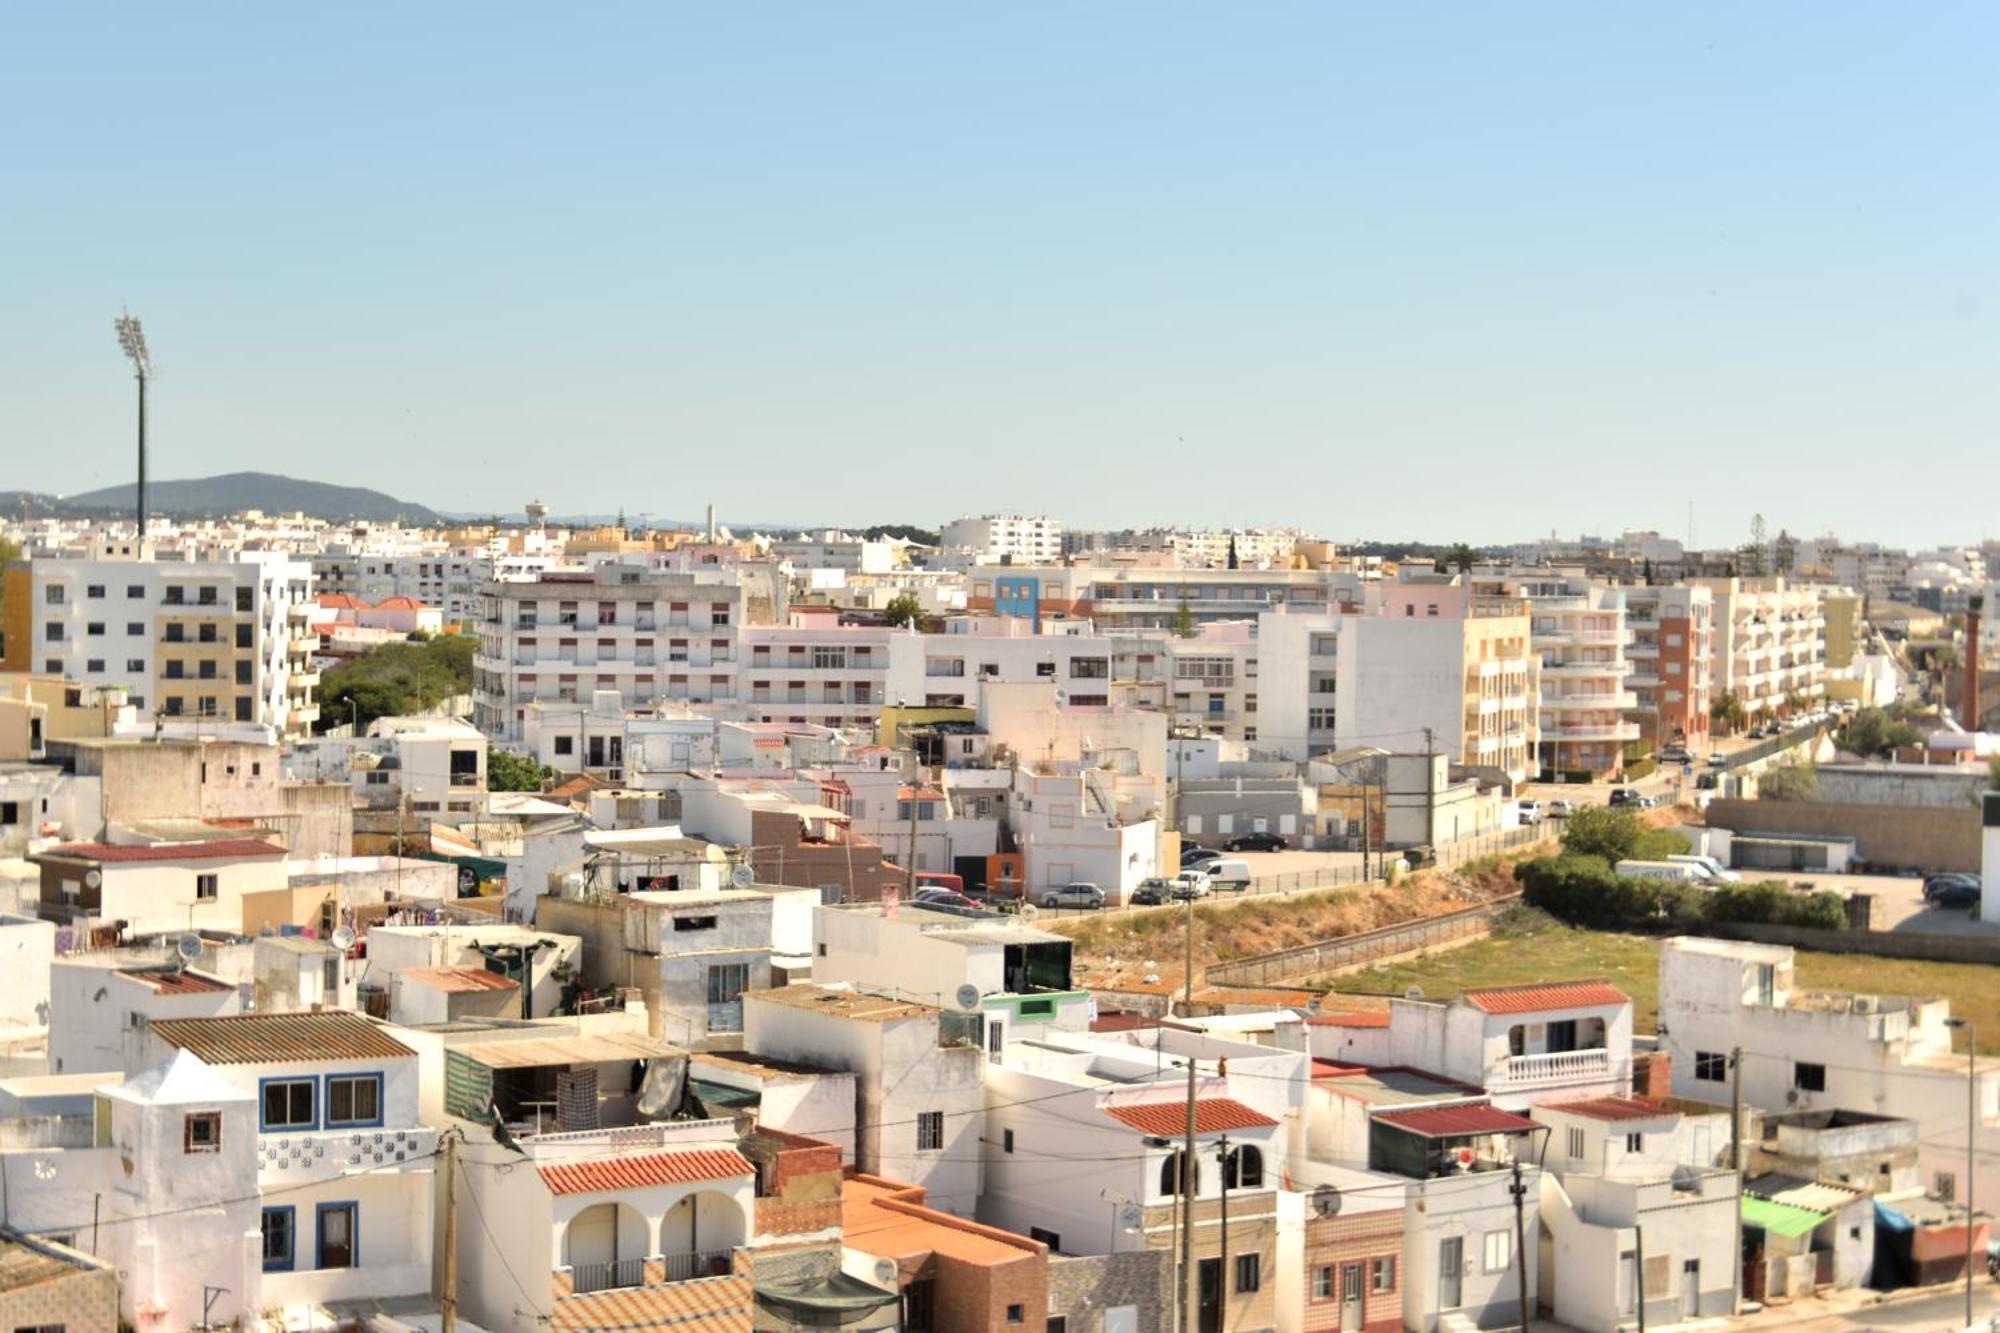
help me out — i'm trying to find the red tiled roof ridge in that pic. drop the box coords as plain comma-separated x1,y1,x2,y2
538,1148,754,1196
1102,1097,1277,1136
1461,979,1629,1014
37,838,286,863
1538,1094,1675,1122
1374,1101,1541,1137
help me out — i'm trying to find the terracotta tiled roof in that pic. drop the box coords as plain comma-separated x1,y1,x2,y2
1373,1103,1540,1138
149,1012,414,1065
538,1149,754,1196
401,966,518,994
1102,1098,1277,1136
1460,980,1629,1014
1540,1095,1674,1122
842,1175,1044,1264
316,593,365,609
35,839,285,864
1305,1010,1390,1028
551,1275,749,1333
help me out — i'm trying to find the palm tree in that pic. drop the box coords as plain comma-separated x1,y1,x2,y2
1710,690,1746,735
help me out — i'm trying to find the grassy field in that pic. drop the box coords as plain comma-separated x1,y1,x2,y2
1325,918,2000,1053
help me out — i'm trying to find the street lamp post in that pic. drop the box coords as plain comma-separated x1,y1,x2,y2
113,314,153,539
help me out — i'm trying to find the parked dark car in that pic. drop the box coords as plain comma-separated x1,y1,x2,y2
1924,874,1982,909
1658,746,1693,764
1608,788,1642,808
1131,878,1173,906
1181,846,1223,867
1223,831,1287,853
912,888,981,911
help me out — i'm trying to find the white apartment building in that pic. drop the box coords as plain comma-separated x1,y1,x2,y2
1622,583,1716,753
917,616,1168,713
1165,622,1261,744
1254,609,1343,761
1468,569,1637,780
938,514,1064,564
740,619,925,731
769,530,899,575
6,547,320,735
1697,577,1826,724
473,564,781,741
1657,936,2000,1211
311,541,503,622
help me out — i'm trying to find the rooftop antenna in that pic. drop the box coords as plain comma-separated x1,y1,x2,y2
113,312,154,539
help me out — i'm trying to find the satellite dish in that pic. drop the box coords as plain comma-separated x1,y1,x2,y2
83,869,102,890
176,934,202,964
954,984,981,1012
1312,1187,1342,1218
872,1258,898,1285
330,925,356,952
731,864,756,889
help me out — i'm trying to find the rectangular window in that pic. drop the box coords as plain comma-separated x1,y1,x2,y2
706,963,750,1008
904,1280,936,1333
184,1111,222,1153
316,1202,357,1269
325,1074,382,1128
1313,1266,1333,1300
1003,1128,1014,1154
195,874,219,901
916,1110,944,1151
44,622,63,642
1794,1061,1826,1093
261,1078,316,1131
127,584,144,598
1372,1255,1396,1292
673,916,717,932
1567,1126,1585,1160
1027,1227,1059,1252
1235,1252,1260,1293
44,585,64,605
1625,1131,1644,1153
1936,1170,1957,1203
1483,1229,1511,1272
1694,1050,1727,1082
86,584,105,599
262,1205,296,1272
85,622,104,636
812,645,846,669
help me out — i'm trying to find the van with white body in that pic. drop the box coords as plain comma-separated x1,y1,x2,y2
1205,858,1253,890
1667,853,1741,885
1614,859,1705,883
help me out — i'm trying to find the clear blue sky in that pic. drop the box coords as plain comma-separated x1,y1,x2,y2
3,4,1995,546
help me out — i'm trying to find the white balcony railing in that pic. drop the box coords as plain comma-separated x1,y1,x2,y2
1491,1047,1613,1089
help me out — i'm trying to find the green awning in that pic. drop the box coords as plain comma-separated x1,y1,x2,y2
754,1272,900,1326
1742,1196,1829,1239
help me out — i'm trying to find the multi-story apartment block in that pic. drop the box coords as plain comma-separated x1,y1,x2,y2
1333,589,1539,784
1622,584,1715,752
962,564,1367,633
1697,577,1826,725
769,530,899,575
1166,622,1261,743
938,513,1064,564
472,565,783,742
740,618,924,730
2,547,319,735
1468,569,1637,780
311,541,505,622
916,616,1168,713
1254,609,1344,760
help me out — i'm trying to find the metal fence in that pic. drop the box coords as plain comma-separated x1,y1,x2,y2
1205,892,1524,988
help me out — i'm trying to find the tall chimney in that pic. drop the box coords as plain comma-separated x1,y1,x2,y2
706,503,716,543
1966,593,1983,732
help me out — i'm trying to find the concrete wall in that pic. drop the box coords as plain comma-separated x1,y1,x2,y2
1705,797,1981,872
1047,1250,1169,1333
1812,765,1990,809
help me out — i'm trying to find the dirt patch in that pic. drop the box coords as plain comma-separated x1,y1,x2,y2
1057,851,1532,997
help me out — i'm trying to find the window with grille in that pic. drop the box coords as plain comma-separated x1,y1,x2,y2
916,1110,944,1151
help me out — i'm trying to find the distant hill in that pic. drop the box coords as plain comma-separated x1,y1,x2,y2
57,472,442,525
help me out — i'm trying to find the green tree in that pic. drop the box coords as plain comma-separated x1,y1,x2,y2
1838,707,1923,759
1172,595,1197,639
486,749,552,793
1710,690,1745,735
316,634,477,733
1434,543,1478,575
1559,806,1646,863
882,592,924,629
1758,757,1819,802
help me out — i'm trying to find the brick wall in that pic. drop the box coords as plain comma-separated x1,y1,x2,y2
0,1257,121,1333
1632,1050,1672,1099
1301,1209,1405,1333
1048,1250,1170,1333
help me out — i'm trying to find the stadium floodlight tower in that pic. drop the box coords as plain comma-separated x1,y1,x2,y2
114,312,154,538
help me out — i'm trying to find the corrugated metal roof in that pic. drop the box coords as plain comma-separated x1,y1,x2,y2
1461,980,1630,1014
538,1148,754,1196
1747,1177,1865,1214
1741,1196,1829,1239
34,838,285,864
1374,1102,1540,1138
1102,1098,1277,1136
552,1275,749,1333
149,1012,414,1065
402,966,519,994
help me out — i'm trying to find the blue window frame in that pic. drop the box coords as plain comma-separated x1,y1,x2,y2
323,1073,384,1129
259,1076,316,1132
316,1201,358,1269
261,1205,295,1272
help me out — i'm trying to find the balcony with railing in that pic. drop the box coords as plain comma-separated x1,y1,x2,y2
1488,1046,1614,1091
562,1248,735,1295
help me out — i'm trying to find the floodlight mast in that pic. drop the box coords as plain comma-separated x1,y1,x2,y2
114,313,153,538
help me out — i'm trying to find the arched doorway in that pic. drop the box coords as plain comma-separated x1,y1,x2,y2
562,1200,648,1293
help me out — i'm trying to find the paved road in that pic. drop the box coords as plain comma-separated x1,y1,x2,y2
1747,1279,2000,1331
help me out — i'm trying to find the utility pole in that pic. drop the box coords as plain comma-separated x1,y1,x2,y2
1509,1160,1530,1333
1180,889,1198,1333
1421,726,1436,850
441,1128,459,1333
1216,1132,1231,1329
905,772,921,897
1731,1045,1744,1314
1634,1222,1648,1333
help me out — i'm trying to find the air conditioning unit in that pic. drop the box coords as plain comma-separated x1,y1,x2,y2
1853,995,1877,1014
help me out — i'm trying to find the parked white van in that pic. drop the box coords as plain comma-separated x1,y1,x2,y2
1205,858,1253,890
1614,859,1705,883
1668,853,1741,885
